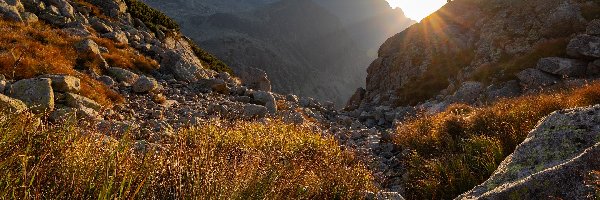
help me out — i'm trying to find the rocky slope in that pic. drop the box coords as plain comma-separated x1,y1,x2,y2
141,0,414,105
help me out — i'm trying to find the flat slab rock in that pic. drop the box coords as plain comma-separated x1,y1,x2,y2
457,105,600,200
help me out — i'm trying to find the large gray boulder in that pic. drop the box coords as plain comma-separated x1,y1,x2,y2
0,93,27,113
238,67,272,92
447,81,484,104
107,67,139,85
8,78,54,113
132,76,159,93
586,19,600,36
536,57,587,77
566,34,600,59
160,50,212,82
47,0,74,18
242,104,268,119
457,105,600,200
39,74,80,93
516,68,559,90
252,91,277,114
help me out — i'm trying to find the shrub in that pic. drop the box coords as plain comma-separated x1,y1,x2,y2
0,115,375,199
186,37,234,74
395,82,600,199
123,0,179,34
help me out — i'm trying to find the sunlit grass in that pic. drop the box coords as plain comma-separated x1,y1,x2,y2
0,114,375,199
395,82,600,199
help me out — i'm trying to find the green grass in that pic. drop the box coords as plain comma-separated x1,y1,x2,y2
0,114,375,199
395,82,600,199
123,0,179,34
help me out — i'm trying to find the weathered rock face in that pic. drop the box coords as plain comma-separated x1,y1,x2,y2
0,93,27,113
237,67,271,92
8,78,54,113
363,0,589,107
160,38,215,82
40,74,81,93
457,105,600,199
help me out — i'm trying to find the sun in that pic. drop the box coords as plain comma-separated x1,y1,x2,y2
386,0,447,21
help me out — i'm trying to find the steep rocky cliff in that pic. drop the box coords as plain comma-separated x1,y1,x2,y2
141,0,413,105
357,0,599,110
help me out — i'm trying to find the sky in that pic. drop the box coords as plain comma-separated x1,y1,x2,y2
386,0,447,21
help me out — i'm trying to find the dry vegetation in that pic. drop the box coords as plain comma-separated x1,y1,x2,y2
394,82,600,199
0,114,375,199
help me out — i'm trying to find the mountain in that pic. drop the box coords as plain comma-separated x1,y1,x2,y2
351,0,598,111
141,0,414,105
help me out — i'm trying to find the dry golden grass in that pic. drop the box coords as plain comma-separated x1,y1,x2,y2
0,115,375,199
395,82,600,199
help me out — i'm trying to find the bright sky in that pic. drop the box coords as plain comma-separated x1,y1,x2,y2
386,0,447,21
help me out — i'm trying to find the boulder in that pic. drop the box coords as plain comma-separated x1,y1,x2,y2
107,67,139,85
47,0,73,18
252,91,277,113
536,57,587,77
75,38,101,55
89,18,113,33
242,104,268,119
98,75,115,87
587,59,600,77
8,78,54,113
457,105,600,199
566,34,600,59
345,87,366,111
0,93,27,113
485,80,522,101
516,68,559,90
160,49,212,82
448,81,484,104
101,31,128,44
238,67,272,92
132,76,158,93
191,78,228,94
84,0,126,18
21,12,37,23
39,74,80,93
0,0,22,22
64,92,101,111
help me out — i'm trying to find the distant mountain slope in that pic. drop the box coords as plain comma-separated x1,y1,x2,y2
141,0,413,105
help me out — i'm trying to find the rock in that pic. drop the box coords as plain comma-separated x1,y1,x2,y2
191,78,227,93
107,67,139,85
64,92,101,111
536,57,587,77
89,18,113,33
39,74,80,93
98,75,115,86
102,31,128,44
48,0,73,18
485,80,521,101
0,0,22,22
243,104,268,119
586,19,600,36
448,81,484,104
85,0,126,18
285,94,298,102
8,78,54,113
75,38,101,55
160,50,212,82
0,77,6,93
252,91,277,113
21,12,37,23
281,111,304,124
97,120,135,138
0,93,27,113
516,68,559,90
48,107,77,122
238,67,272,92
132,76,158,93
457,105,600,200
566,34,600,59
345,87,366,111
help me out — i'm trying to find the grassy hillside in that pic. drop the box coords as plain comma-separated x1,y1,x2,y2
395,82,600,199
0,115,374,199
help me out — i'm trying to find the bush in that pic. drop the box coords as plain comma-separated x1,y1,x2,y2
395,82,600,199
0,115,375,199
186,38,234,74
123,0,179,34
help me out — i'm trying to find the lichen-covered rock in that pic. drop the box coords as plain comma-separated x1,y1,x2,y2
457,105,600,200
0,0,22,22
40,74,80,93
447,81,484,104
47,0,74,18
160,38,214,82
567,34,600,59
101,31,128,44
0,93,27,113
8,78,54,113
484,80,522,102
242,104,267,119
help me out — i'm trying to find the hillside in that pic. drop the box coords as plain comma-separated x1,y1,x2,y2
0,0,599,199
141,0,414,105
